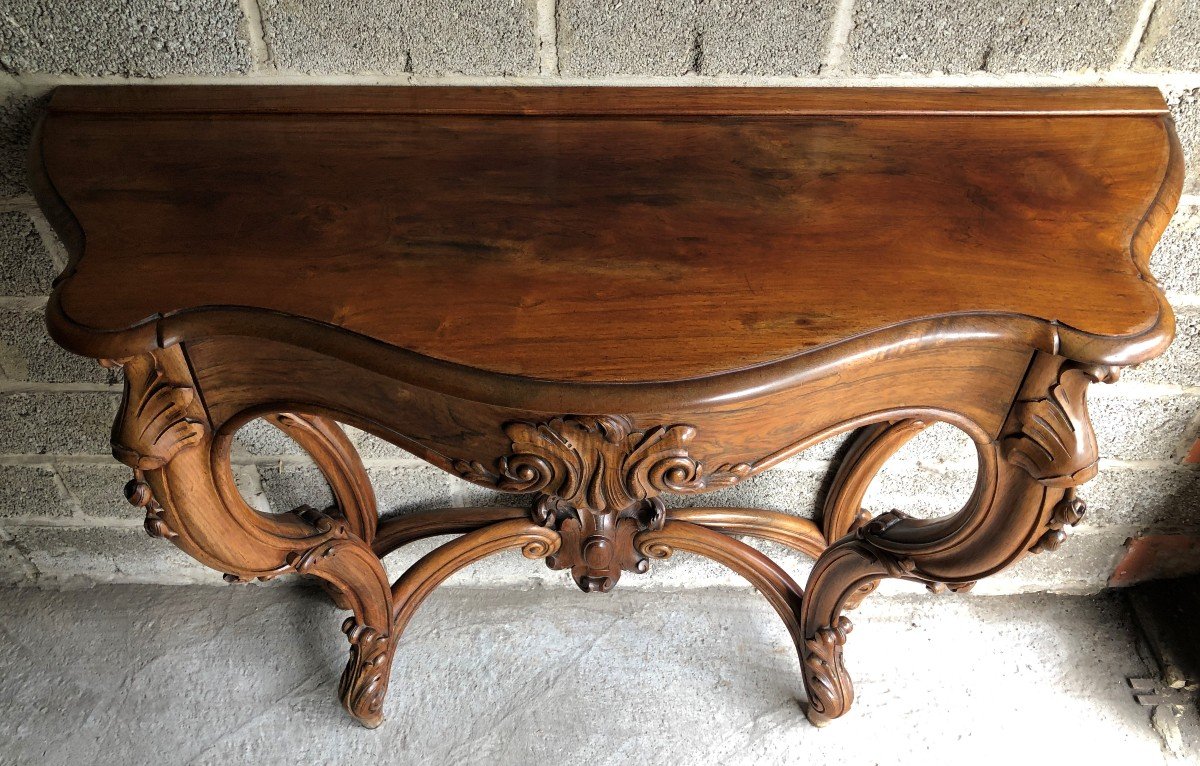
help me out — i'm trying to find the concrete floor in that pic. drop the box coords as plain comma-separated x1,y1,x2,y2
0,583,1191,765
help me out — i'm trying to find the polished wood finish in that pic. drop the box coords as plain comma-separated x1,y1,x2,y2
31,85,1180,729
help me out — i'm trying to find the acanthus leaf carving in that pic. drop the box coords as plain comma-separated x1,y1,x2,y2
454,414,751,512
1002,363,1117,487
534,493,666,592
110,354,209,472
803,616,854,724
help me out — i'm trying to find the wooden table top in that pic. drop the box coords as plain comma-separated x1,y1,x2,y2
34,86,1181,383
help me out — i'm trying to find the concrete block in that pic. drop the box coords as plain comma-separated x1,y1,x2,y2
972,525,1134,595
260,0,539,75
866,464,978,518
8,524,213,583
552,0,694,76
0,310,116,383
452,467,828,519
664,468,826,517
0,392,120,455
559,0,836,77
1151,204,1200,294
845,0,1141,75
345,426,418,460
232,418,308,457
1091,393,1199,461
690,0,837,76
257,463,333,514
1083,464,1200,531
0,211,56,295
257,463,452,516
368,464,454,516
1136,0,1200,71
1168,91,1200,195
0,463,71,518
57,462,138,519
1123,306,1200,386
0,88,49,199
0,0,252,76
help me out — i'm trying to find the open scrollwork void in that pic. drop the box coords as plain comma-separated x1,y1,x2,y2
33,85,1181,728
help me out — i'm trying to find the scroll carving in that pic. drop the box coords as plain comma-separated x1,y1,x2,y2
110,355,208,471
534,494,666,592
803,616,854,725
453,415,750,512
338,618,391,727
1002,364,1117,487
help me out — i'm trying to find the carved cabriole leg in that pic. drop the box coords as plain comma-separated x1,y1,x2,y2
112,347,397,728
821,419,928,610
262,412,378,609
799,354,1114,726
261,412,377,542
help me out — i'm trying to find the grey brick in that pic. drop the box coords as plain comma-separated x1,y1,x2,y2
559,0,836,77
343,426,416,460
845,0,1141,75
559,0,694,76
0,211,55,295
0,464,71,518
0,392,120,455
260,0,538,75
886,421,977,464
257,462,451,517
691,0,837,76
8,524,213,583
0,1,252,77
1136,0,1200,71
1083,465,1200,530
451,476,535,510
0,310,116,383
257,462,332,514
1151,204,1200,294
57,462,137,519
232,418,308,457
866,465,978,518
368,465,452,517
453,467,828,519
1,89,49,200
1169,90,1200,195
1091,393,1199,461
975,526,1133,595
664,468,826,517
1123,306,1200,386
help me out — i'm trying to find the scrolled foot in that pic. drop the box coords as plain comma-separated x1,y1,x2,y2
802,616,854,726
339,616,395,729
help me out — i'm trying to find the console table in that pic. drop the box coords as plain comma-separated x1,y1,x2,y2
31,86,1181,728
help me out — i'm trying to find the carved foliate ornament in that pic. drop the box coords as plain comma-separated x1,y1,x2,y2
803,616,854,723
1002,364,1117,487
454,415,750,512
110,354,208,471
533,494,666,592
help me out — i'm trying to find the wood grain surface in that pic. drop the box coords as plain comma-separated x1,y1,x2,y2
36,86,1179,382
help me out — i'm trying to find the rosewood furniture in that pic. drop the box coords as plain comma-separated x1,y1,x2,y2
31,86,1181,728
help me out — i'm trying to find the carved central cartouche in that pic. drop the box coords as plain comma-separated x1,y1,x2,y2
455,415,751,592
532,494,666,592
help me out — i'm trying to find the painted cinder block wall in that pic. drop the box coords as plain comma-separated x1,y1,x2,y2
0,0,1197,593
